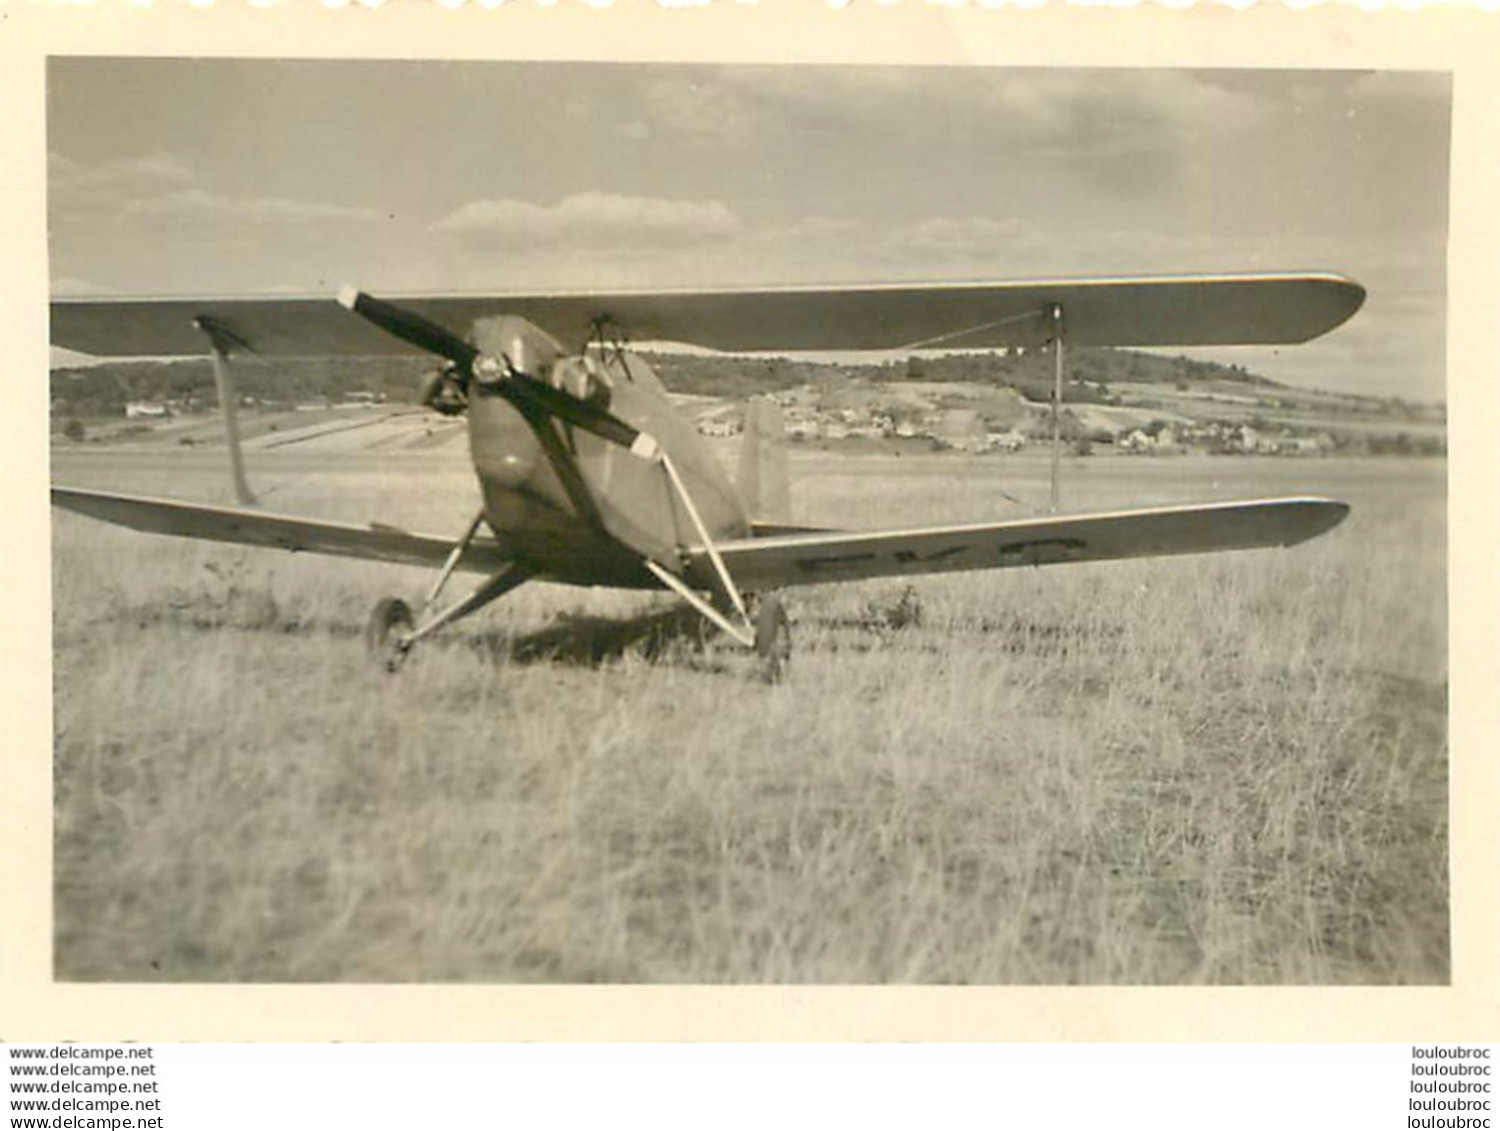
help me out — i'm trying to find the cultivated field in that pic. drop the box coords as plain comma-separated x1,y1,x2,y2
50,445,1448,983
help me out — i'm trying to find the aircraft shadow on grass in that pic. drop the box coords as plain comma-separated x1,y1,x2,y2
113,580,1123,673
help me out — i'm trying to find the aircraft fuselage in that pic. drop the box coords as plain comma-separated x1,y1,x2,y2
464,326,748,588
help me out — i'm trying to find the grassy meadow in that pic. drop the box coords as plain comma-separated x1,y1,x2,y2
50,445,1447,983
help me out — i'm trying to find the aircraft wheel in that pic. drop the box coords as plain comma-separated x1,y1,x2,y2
366,597,414,673
754,593,792,684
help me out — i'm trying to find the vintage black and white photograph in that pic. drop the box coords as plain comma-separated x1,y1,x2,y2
47,58,1448,985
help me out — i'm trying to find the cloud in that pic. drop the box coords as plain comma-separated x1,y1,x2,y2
662,68,1267,171
50,150,385,239
432,192,742,252
878,216,1047,265
50,151,199,234
50,275,105,297
869,217,1249,277
772,216,862,243
1345,70,1451,110
641,77,758,149
120,188,384,235
48,149,398,294
49,151,197,208
993,71,1265,141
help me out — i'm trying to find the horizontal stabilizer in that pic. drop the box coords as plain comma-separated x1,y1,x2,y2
51,273,1363,358
685,498,1349,591
51,487,512,573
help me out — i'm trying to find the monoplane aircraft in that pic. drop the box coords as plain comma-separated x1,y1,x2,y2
50,272,1364,680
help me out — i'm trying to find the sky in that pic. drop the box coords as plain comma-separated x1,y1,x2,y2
46,60,1450,402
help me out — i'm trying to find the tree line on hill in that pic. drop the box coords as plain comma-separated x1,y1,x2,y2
50,356,436,418
51,344,1427,427
642,346,1267,404
49,345,1271,416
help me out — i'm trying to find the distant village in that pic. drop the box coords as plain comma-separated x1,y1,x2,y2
691,386,1444,458
122,390,387,419
99,385,1444,459
54,345,1445,459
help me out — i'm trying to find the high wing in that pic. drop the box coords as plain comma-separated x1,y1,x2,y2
50,272,1364,358
684,498,1348,592
51,488,513,573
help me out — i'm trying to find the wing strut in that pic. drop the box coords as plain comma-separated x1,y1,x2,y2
193,315,258,507
422,508,488,615
1050,303,1064,514
399,560,533,654
644,560,754,648
645,444,768,648
637,448,757,648
658,450,750,626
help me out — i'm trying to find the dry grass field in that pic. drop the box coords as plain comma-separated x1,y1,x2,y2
50,444,1447,984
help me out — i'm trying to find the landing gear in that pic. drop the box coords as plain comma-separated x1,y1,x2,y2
363,562,532,673
362,509,534,674
637,449,797,681
754,593,792,684
366,597,414,673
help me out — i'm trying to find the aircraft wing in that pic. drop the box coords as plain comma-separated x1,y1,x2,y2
684,498,1348,592
55,488,1347,598
51,272,1363,358
51,487,512,573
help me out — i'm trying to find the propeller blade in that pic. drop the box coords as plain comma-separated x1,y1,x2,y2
338,287,659,458
337,286,480,369
501,374,657,456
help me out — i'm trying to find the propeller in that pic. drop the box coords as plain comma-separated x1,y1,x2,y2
499,372,653,453
337,286,480,370
337,287,659,458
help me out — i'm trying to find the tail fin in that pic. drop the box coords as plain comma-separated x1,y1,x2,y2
737,396,792,527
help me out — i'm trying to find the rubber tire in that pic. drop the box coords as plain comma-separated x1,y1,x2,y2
365,597,414,673
754,594,792,684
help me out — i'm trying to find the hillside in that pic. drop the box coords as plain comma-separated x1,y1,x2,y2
49,345,1444,458
653,347,1445,458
